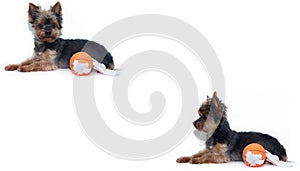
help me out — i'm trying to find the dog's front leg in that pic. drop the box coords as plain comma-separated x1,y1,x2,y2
4,57,36,71
17,61,57,72
189,152,230,164
176,150,207,163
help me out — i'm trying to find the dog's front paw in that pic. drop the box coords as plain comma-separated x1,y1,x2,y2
176,156,191,163
4,64,19,71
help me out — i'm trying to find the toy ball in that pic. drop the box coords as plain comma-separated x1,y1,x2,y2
70,52,93,76
242,143,266,167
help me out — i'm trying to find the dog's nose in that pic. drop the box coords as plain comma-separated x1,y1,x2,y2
45,30,51,37
44,26,52,37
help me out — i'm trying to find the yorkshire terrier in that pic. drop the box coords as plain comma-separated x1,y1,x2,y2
176,92,287,164
4,1,114,72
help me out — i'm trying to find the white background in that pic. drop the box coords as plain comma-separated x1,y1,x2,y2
0,0,299,170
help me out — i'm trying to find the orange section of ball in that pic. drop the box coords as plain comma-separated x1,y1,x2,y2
69,52,93,76
242,143,266,167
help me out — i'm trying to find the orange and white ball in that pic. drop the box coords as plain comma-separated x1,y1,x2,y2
69,52,93,76
242,143,266,167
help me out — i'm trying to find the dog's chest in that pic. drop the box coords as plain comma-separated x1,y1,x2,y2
35,49,57,64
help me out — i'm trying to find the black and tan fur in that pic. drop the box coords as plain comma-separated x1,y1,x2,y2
5,1,114,72
176,92,287,164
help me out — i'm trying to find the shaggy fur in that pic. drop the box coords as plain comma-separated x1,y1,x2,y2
5,1,114,72
176,92,287,164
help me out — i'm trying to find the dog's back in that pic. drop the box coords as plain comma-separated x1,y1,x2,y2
54,38,114,69
228,131,287,161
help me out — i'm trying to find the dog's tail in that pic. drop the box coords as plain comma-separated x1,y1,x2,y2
281,145,288,162
101,52,115,70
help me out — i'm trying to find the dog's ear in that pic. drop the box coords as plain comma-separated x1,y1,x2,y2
51,2,62,16
28,3,40,24
211,91,227,118
211,91,219,106
50,2,63,28
211,92,223,116
212,91,217,98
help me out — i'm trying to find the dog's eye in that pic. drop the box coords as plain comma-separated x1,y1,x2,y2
38,24,44,29
51,24,56,29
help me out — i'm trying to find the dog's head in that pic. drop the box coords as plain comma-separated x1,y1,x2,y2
28,1,62,43
193,92,227,137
